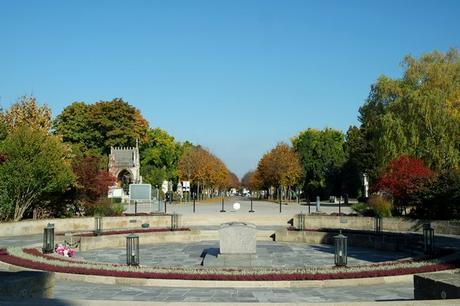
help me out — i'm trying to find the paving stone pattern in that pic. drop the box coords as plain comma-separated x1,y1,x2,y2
126,197,354,216
53,280,414,302
77,241,411,267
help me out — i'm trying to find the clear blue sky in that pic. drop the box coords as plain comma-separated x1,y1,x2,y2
1,1,459,178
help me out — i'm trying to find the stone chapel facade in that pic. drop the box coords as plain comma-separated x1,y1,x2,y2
108,141,142,193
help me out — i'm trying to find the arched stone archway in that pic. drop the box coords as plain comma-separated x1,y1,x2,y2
117,169,133,194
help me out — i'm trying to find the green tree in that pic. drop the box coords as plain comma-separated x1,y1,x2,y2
53,102,95,149
358,48,460,178
0,127,74,221
341,126,368,197
292,128,346,197
54,98,149,154
141,128,184,186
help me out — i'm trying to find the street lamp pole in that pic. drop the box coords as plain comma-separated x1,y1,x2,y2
279,187,282,213
249,193,255,213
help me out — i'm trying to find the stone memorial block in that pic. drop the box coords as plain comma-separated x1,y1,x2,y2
219,222,256,255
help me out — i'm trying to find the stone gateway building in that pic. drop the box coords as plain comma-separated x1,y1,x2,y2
108,141,142,193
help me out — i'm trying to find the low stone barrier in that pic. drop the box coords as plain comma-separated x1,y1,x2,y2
1,213,459,238
414,272,460,300
0,271,55,298
56,230,200,251
182,215,292,227
0,215,172,237
293,215,460,235
276,229,424,253
55,227,276,252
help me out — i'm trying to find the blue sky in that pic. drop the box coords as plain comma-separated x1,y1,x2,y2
1,1,459,178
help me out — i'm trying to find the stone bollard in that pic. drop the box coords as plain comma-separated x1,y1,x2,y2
294,213,306,230
170,213,182,230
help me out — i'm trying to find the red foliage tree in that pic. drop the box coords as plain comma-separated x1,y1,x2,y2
72,157,115,203
375,155,434,206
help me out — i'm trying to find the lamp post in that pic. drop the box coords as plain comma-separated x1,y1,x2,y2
220,197,226,213
423,223,434,254
193,192,196,213
42,223,55,254
94,215,103,236
279,187,282,213
126,234,139,266
249,195,255,213
334,230,348,267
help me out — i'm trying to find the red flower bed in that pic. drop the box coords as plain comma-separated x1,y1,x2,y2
1,248,459,281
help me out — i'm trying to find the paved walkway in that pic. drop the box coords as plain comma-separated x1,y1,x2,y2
77,241,411,267
125,197,353,216
52,280,414,303
2,204,460,304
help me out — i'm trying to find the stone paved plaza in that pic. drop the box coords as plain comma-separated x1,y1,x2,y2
124,197,354,216
77,241,411,267
51,281,414,303
1,199,459,304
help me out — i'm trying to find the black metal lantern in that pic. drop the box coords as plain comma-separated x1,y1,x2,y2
42,223,55,254
334,230,347,266
374,216,382,233
94,215,103,236
423,223,434,254
126,234,140,266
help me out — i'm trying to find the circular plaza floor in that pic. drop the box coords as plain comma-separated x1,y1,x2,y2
77,241,412,267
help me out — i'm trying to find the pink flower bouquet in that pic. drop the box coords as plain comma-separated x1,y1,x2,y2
55,244,76,257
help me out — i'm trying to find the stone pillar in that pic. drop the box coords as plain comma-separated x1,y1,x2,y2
219,222,256,255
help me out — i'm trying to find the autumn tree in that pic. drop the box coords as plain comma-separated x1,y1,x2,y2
178,146,233,197
0,127,74,221
1,95,52,133
256,143,301,199
241,170,261,191
54,98,149,154
375,155,434,213
72,156,116,203
226,172,240,189
70,156,116,215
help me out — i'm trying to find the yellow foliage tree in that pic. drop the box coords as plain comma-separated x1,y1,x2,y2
2,96,52,133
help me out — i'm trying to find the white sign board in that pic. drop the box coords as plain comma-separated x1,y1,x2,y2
161,180,169,193
182,181,190,192
108,187,124,198
129,184,151,201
